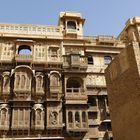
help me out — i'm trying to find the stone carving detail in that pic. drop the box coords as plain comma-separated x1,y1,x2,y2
32,104,44,127
50,73,60,87
0,104,10,126
86,74,106,86
86,75,96,85
3,72,10,93
49,111,58,125
36,72,44,92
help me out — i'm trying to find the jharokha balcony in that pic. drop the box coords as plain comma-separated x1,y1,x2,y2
63,55,87,69
15,54,32,62
65,88,87,104
66,110,88,132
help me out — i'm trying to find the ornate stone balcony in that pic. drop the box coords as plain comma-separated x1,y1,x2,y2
63,55,87,69
15,54,32,62
65,88,87,104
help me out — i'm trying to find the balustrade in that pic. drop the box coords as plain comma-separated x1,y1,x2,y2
15,54,32,62
0,24,61,36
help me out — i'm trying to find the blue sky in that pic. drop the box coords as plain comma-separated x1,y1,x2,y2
0,0,139,36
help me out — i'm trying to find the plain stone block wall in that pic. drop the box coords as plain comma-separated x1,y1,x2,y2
105,42,140,140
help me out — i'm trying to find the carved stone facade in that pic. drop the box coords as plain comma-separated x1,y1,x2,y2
0,12,129,139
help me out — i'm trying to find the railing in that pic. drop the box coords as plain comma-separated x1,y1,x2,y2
66,29,77,34
68,123,73,128
15,54,32,62
66,88,84,93
0,24,62,36
67,122,88,131
98,35,116,43
65,88,87,101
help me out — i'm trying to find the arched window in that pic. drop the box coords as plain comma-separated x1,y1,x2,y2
104,56,112,65
75,111,80,123
87,56,93,64
36,109,41,121
36,76,43,88
18,45,31,55
82,111,86,122
67,21,76,29
1,108,7,125
67,79,81,88
67,78,82,92
68,111,73,123
3,75,9,89
50,74,59,87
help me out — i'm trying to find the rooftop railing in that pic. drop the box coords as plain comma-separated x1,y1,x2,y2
0,23,62,36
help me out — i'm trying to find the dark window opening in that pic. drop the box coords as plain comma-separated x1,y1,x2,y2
75,112,80,123
18,45,31,55
106,122,112,131
88,112,97,120
104,56,112,65
68,111,73,123
67,21,76,29
87,56,93,64
88,97,97,106
67,79,81,88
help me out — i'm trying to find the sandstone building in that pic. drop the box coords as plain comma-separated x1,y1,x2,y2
0,12,125,140
105,17,140,140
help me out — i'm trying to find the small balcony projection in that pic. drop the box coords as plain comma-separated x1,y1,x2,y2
63,55,87,69
65,78,87,104
15,45,32,62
